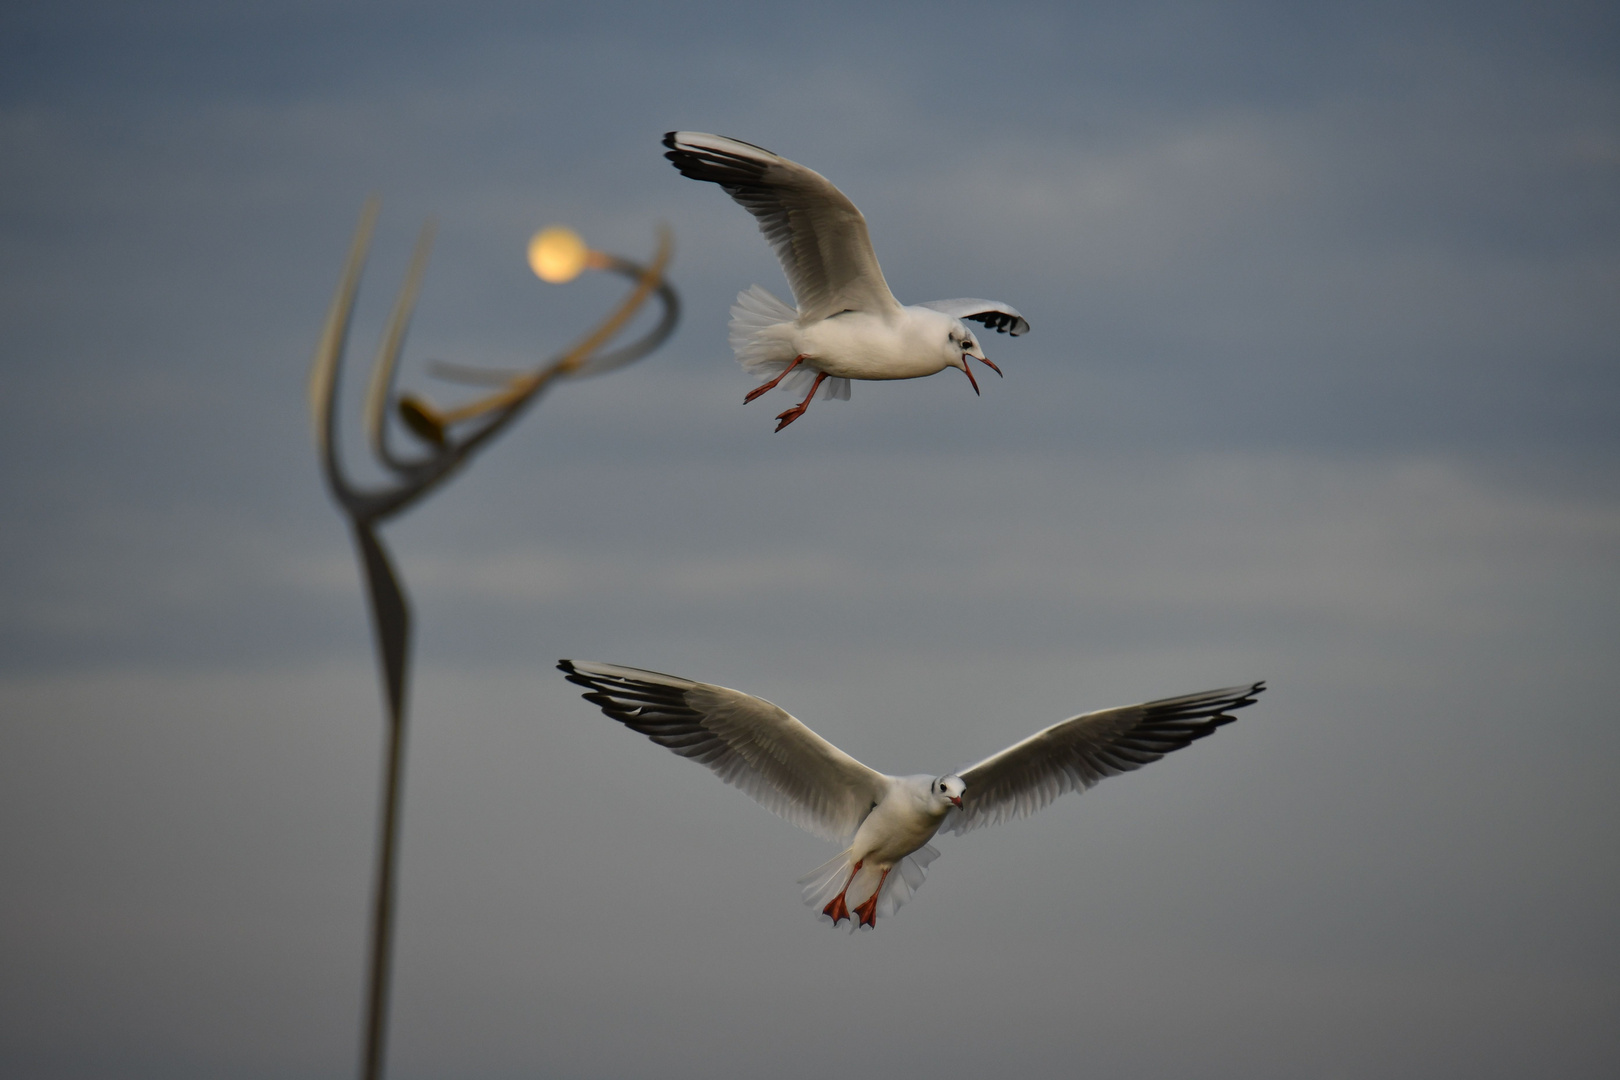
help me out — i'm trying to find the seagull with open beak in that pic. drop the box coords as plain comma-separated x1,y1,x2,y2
665,131,1028,431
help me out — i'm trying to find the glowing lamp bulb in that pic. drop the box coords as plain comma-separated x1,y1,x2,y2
528,226,588,283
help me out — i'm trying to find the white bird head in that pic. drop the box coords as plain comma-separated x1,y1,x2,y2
944,320,1001,396
931,775,966,810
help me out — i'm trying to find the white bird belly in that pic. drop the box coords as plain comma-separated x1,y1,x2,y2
796,313,948,381
850,788,946,866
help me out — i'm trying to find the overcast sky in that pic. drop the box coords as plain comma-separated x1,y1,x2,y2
2,2,1618,1078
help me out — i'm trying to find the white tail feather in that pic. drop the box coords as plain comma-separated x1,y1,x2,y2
729,284,797,376
798,851,853,910
879,844,939,917
796,844,940,928
729,285,852,402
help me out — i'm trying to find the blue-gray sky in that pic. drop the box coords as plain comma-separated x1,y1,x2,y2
2,3,1618,1078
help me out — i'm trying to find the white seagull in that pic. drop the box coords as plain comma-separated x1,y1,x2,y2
560,659,1263,929
663,131,1030,431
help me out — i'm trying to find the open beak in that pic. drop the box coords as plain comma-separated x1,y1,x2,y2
960,362,981,396
976,355,1003,378
949,795,963,808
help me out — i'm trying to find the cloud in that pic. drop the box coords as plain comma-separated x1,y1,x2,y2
3,3,1619,1076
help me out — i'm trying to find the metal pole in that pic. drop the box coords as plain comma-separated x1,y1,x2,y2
307,204,677,1080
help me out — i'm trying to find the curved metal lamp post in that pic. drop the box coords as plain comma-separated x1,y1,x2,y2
308,199,677,1080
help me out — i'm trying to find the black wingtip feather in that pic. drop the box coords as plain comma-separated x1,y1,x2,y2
1122,680,1266,755
561,661,686,714
661,132,778,189
966,310,1029,336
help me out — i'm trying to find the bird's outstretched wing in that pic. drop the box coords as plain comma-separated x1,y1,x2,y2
915,298,1030,336
663,131,900,322
941,682,1264,835
560,660,891,843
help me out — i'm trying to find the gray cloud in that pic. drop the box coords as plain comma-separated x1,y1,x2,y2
2,2,1617,1077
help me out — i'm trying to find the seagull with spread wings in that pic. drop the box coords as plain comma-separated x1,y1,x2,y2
560,659,1262,929
664,132,1030,431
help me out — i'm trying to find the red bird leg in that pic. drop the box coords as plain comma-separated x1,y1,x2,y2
822,859,863,926
745,355,805,403
852,868,891,928
774,371,828,432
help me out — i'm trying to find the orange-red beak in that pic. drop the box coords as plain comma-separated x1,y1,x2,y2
961,364,981,395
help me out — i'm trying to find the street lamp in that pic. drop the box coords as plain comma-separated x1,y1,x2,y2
308,198,678,1080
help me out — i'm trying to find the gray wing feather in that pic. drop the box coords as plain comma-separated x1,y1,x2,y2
664,131,900,322
560,660,890,843
916,298,1030,336
941,682,1264,835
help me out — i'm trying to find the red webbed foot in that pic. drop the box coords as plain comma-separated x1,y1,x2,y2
822,893,851,926
773,371,828,432
852,868,890,929
820,858,862,926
